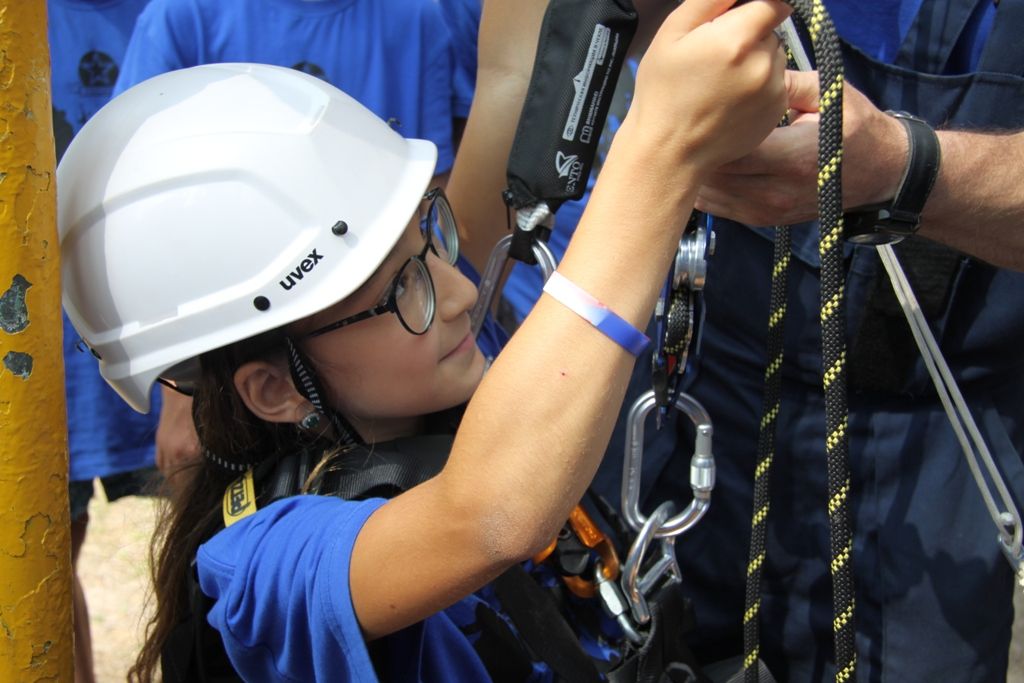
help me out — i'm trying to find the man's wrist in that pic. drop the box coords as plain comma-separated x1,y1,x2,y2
844,111,942,244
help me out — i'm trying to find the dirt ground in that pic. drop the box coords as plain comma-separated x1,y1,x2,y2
81,492,1024,682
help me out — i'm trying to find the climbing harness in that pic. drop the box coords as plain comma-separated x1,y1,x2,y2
167,434,709,683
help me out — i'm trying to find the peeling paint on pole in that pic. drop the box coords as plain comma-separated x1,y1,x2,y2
0,1,74,681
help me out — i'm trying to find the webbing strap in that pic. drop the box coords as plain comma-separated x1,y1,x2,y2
492,565,604,683
606,583,709,683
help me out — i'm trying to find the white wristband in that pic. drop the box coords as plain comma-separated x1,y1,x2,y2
543,271,650,356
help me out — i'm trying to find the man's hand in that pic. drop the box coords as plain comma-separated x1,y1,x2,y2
155,385,201,487
694,71,907,226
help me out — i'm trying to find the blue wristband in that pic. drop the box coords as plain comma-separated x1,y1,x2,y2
543,271,651,356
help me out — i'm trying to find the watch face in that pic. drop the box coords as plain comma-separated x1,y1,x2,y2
843,206,909,245
846,229,905,246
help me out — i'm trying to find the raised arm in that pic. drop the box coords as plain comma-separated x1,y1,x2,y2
352,0,793,639
444,0,548,274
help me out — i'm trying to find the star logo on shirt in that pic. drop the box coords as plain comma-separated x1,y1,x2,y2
78,51,119,88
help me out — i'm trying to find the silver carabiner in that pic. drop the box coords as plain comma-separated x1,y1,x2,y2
620,500,681,626
469,233,557,337
622,389,714,538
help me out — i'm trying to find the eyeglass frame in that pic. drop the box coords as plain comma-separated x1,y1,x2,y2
300,188,459,339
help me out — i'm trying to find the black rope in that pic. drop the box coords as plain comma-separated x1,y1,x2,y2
742,225,790,681
741,3,857,681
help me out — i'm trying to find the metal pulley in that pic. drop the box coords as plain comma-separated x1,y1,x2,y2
673,220,715,291
652,212,715,414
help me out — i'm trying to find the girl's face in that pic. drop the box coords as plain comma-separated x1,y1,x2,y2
292,207,486,441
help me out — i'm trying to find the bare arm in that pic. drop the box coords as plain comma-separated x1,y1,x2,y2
446,0,546,275
694,73,1024,270
350,0,792,639
922,129,1024,269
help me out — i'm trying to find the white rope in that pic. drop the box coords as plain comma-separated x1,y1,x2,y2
878,244,1023,570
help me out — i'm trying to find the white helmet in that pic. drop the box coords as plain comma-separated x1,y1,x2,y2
58,63,436,413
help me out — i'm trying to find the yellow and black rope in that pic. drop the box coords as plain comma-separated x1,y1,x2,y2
741,1,857,681
742,222,790,682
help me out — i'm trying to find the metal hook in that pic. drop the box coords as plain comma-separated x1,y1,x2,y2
620,500,681,625
622,389,714,538
470,233,557,336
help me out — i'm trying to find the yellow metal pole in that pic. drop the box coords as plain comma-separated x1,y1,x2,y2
0,1,73,681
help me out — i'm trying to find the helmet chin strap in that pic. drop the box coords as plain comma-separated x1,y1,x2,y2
284,337,363,449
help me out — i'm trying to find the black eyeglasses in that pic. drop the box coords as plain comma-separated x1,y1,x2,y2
302,188,459,338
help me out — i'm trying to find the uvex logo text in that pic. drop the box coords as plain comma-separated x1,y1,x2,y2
279,249,325,291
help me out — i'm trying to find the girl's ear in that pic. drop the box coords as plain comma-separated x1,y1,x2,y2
234,360,308,424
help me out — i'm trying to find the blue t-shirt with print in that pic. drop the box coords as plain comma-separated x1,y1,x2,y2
50,0,160,481
114,0,456,173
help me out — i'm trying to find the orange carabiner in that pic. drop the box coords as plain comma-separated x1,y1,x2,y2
532,504,621,598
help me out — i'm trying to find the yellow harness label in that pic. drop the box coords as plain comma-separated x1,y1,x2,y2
223,469,257,527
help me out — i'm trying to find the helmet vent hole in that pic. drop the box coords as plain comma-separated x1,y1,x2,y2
331,221,348,236
253,296,271,311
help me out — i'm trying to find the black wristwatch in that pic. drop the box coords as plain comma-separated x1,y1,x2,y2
844,111,942,245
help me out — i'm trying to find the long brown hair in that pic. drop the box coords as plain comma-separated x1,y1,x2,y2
129,329,313,682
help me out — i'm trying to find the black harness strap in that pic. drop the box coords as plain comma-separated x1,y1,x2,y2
492,565,604,683
606,584,708,683
312,435,451,500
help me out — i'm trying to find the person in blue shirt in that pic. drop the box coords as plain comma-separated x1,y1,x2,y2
630,0,1024,680
48,2,158,681
56,0,796,680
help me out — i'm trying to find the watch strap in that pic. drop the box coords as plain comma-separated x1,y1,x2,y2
844,111,941,244
890,111,941,224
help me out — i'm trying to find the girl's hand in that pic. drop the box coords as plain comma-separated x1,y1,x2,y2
627,0,792,176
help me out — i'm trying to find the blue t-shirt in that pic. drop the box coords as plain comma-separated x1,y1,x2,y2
198,495,619,682
114,0,457,173
50,0,160,480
